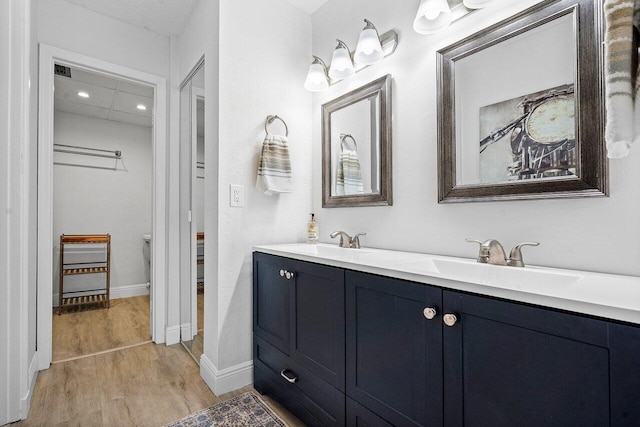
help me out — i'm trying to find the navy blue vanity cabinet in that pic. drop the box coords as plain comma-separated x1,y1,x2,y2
346,398,394,427
253,252,346,426
442,290,640,427
346,271,443,427
289,258,346,391
253,253,290,353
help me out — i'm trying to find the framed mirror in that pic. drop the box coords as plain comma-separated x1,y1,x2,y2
322,74,392,207
437,0,608,203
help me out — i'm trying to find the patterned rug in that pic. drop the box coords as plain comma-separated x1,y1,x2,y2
166,391,287,427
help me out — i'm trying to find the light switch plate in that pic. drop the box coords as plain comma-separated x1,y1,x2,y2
230,184,244,207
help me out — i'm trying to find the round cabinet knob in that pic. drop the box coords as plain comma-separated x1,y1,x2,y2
443,313,458,327
423,307,437,320
279,269,285,277
285,271,293,280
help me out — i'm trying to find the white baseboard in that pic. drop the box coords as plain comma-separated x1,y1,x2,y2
180,323,195,341
165,324,181,345
52,283,150,307
200,355,253,396
20,352,40,419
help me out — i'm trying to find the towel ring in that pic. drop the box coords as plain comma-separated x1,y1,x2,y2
265,115,289,137
340,133,358,151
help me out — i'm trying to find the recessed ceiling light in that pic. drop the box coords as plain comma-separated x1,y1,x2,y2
136,104,147,111
77,91,90,98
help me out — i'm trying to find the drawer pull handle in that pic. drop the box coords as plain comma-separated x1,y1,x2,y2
280,369,298,384
443,313,458,327
423,307,437,320
279,269,285,277
285,271,294,280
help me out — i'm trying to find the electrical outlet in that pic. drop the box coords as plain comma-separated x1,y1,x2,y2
230,184,244,207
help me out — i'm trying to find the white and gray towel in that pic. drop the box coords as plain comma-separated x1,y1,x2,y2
604,0,640,158
256,134,292,195
336,148,364,196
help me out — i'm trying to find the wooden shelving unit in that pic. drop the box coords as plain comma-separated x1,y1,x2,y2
58,234,111,314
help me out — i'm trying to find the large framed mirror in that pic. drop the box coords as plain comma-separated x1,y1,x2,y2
437,0,607,203
322,74,392,207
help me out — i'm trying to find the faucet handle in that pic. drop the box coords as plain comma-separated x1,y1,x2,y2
466,238,489,263
351,233,367,249
507,242,540,267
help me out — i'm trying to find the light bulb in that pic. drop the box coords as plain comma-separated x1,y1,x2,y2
424,10,440,20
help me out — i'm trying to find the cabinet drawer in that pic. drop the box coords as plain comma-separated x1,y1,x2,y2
255,336,345,426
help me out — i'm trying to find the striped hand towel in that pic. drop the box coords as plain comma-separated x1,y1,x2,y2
335,148,365,196
256,134,292,195
604,0,640,158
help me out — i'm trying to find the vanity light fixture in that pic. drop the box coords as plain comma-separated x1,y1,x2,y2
413,0,495,34
77,91,90,98
136,104,147,111
354,19,384,65
328,39,355,80
304,56,330,92
463,0,493,8
305,21,398,92
413,0,452,34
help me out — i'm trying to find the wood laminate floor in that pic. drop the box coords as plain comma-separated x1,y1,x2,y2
53,295,151,362
13,342,303,427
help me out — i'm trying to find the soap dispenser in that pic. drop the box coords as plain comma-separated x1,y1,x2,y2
307,213,318,244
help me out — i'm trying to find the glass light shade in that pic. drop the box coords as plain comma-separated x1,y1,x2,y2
413,0,452,35
304,62,329,92
328,43,354,79
463,0,493,9
354,28,384,65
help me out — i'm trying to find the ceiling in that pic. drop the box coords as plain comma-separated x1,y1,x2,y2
54,66,154,128
282,0,328,13
60,0,198,36
60,0,326,37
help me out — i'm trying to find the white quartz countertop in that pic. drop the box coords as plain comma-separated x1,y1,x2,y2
254,243,640,325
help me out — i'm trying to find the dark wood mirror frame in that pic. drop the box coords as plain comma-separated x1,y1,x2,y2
322,74,393,208
437,0,608,203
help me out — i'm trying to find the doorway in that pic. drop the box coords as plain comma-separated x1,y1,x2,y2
37,45,168,370
51,65,154,361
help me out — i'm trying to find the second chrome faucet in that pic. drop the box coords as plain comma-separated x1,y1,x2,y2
466,238,539,267
330,231,366,249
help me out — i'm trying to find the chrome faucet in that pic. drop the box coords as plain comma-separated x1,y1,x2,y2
466,238,539,267
330,231,366,249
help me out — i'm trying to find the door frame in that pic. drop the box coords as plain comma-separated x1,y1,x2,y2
37,44,168,369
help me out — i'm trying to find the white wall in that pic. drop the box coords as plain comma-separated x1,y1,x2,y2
53,112,152,299
1,0,38,423
311,0,640,277
214,0,313,376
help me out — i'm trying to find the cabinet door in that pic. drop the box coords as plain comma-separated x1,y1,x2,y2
289,259,345,391
442,290,628,427
346,271,443,427
253,253,289,353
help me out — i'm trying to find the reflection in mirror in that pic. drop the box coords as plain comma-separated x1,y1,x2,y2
455,13,576,186
437,0,607,202
323,74,392,207
180,62,205,363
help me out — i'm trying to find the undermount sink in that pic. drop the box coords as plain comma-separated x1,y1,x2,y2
402,257,583,291
276,243,372,258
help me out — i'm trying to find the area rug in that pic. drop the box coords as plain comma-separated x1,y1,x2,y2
166,391,287,427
